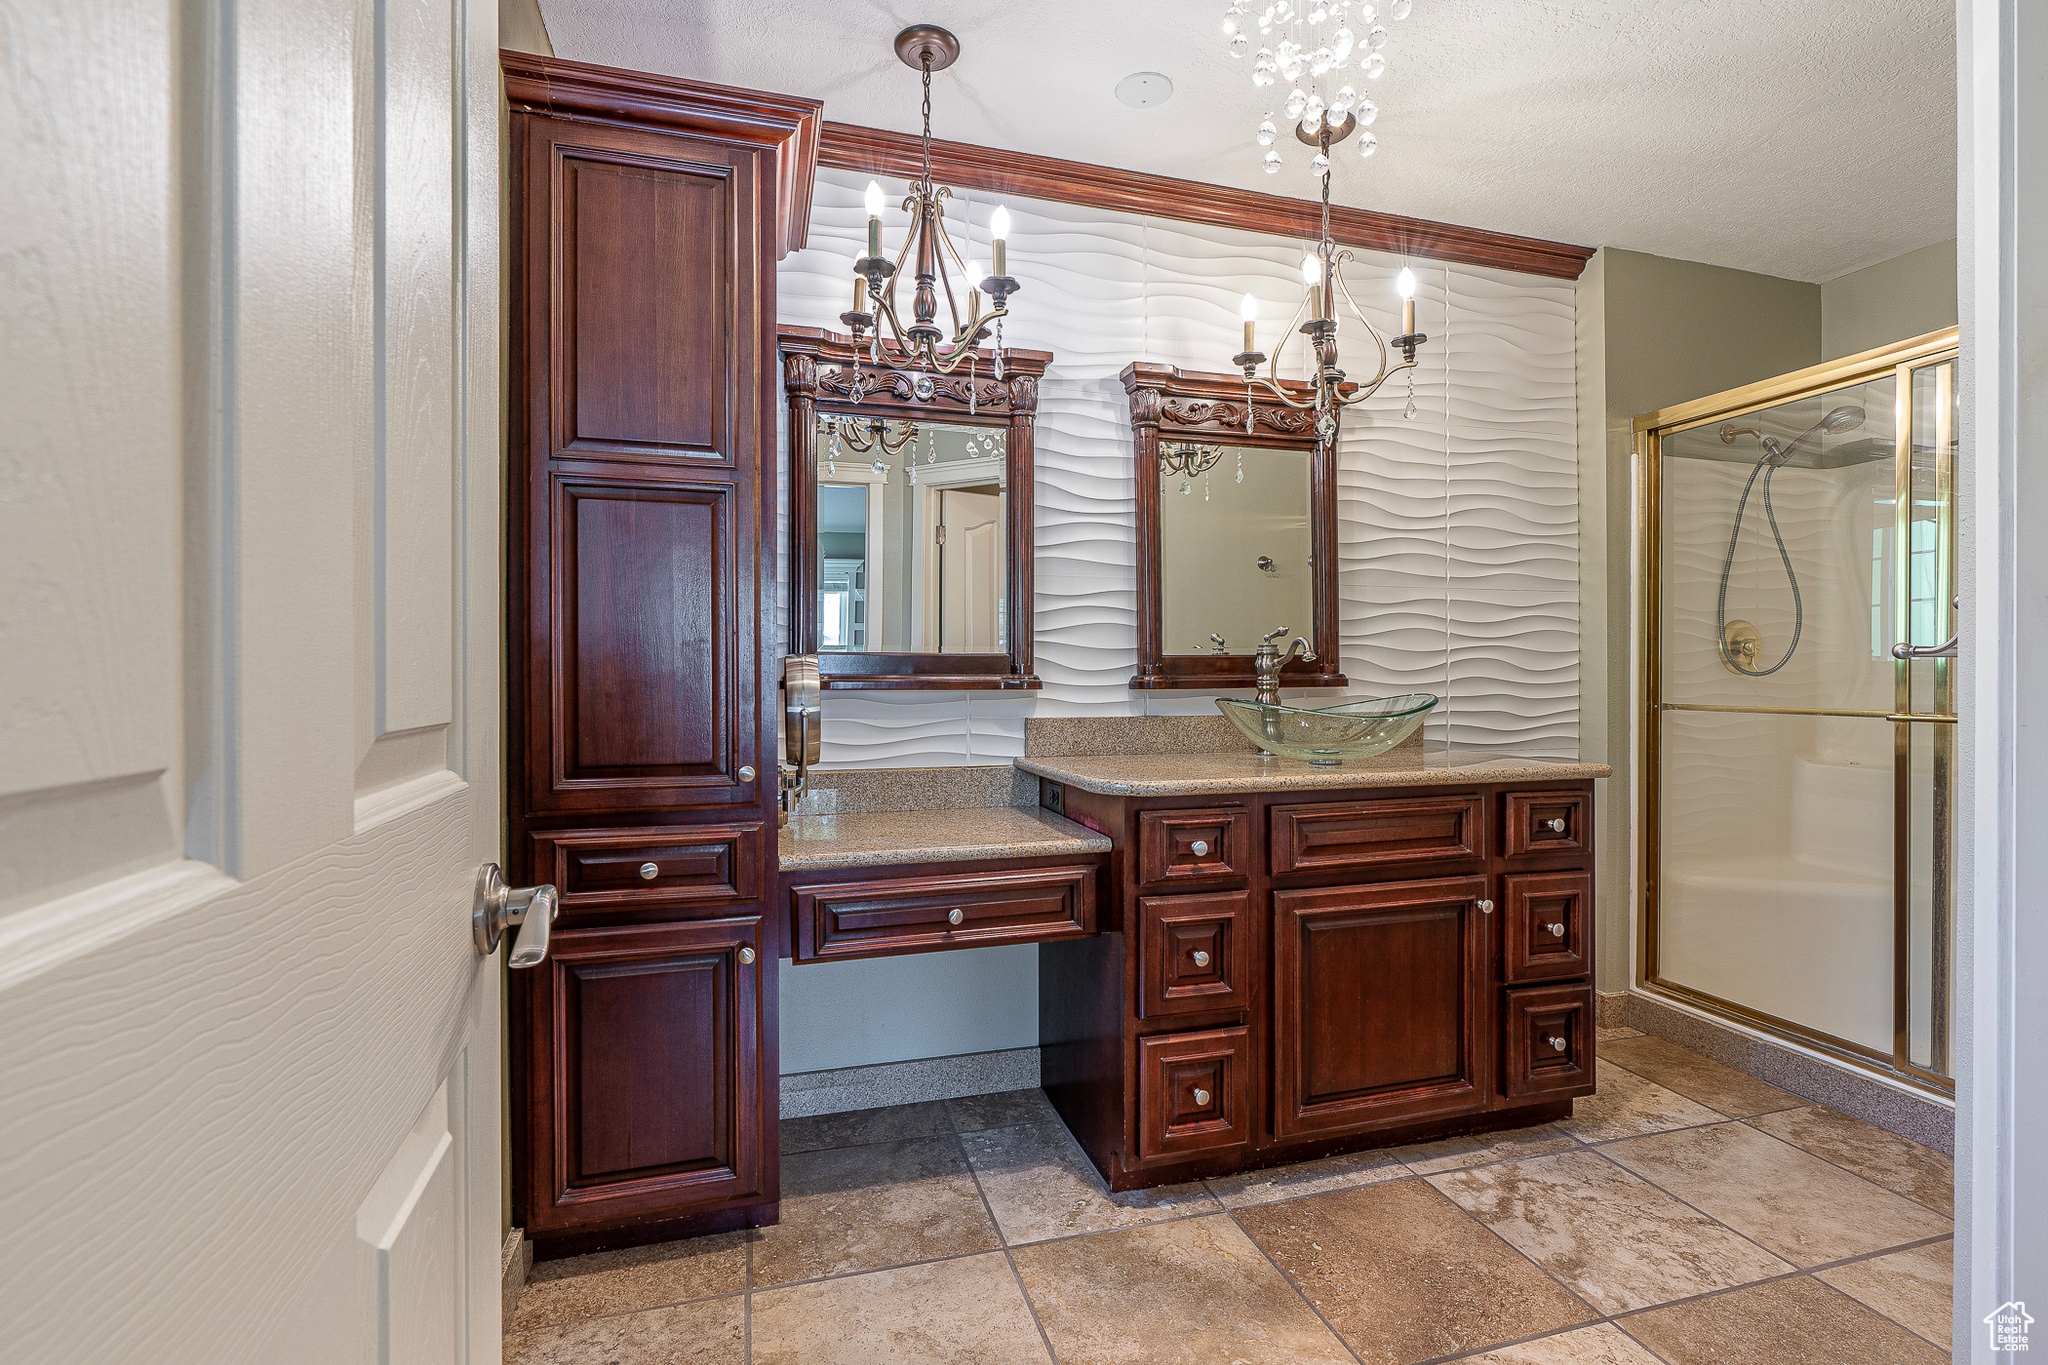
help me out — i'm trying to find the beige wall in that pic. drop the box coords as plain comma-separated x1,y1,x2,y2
1820,238,1958,361
500,0,553,55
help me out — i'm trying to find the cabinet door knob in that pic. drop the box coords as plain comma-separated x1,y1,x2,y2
1544,817,1566,833
639,861,660,880
1192,1088,1211,1106
1192,950,1211,967
1190,839,1210,857
1478,899,1494,914
739,765,757,782
948,908,964,925
1546,921,1566,937
739,946,756,965
1547,1035,1567,1051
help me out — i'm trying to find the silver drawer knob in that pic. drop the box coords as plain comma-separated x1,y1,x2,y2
1544,817,1566,833
1190,839,1210,857
948,908,964,925
1546,921,1565,937
1478,899,1494,914
740,765,757,782
1192,1088,1211,1106
1192,950,1211,967
1547,1035,1567,1051
639,861,660,880
739,946,756,965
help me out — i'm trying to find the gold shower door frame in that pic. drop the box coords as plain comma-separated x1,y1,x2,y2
1635,326,1960,1097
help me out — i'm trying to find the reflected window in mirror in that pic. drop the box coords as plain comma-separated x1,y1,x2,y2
1158,442,1313,658
783,327,1050,690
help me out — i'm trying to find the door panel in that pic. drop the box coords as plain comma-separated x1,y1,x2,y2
1273,877,1489,1138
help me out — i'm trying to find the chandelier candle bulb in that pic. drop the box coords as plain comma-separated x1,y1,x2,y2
1397,266,1416,335
1240,292,1258,351
865,179,885,257
991,205,1010,277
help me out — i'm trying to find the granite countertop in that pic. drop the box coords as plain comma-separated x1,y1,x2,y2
1013,749,1613,796
778,805,1112,871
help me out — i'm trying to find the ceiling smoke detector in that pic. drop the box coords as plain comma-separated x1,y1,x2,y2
1114,71,1174,108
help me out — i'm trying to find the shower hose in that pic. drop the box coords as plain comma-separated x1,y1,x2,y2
1715,450,1803,676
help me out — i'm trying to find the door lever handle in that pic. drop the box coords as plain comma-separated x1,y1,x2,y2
473,862,559,968
1891,634,1957,660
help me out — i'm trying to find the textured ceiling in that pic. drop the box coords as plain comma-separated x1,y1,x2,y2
535,0,1956,282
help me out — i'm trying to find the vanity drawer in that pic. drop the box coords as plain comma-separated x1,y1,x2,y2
533,824,764,922
1269,794,1484,876
790,865,1099,963
1500,982,1596,1100
1137,807,1252,887
1138,892,1252,1019
1501,872,1592,983
1136,1025,1252,1162
1503,791,1588,859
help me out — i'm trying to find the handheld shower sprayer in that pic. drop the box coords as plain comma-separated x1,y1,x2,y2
1712,405,1865,676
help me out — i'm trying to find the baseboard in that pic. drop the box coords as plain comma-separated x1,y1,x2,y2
500,1227,530,1331
1596,990,1630,1027
780,1046,1040,1117
1618,990,1954,1156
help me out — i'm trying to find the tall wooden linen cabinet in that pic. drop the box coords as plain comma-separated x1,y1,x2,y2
503,52,820,1258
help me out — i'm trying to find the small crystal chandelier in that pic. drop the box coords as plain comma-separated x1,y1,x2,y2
1224,0,1413,174
843,25,1019,379
1232,161,1428,441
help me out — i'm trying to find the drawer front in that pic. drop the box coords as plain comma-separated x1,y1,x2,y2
1136,1025,1252,1162
1270,794,1484,877
1139,892,1253,1019
1137,807,1252,887
1502,872,1592,983
1501,982,1596,1100
1503,791,1588,859
535,824,764,922
791,865,1099,963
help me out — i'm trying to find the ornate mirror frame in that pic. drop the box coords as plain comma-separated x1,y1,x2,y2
783,326,1051,689
1122,361,1348,692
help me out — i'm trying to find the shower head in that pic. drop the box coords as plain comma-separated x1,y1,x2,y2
1723,404,1867,467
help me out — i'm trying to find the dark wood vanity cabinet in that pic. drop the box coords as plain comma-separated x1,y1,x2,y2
504,53,820,1256
1040,778,1598,1191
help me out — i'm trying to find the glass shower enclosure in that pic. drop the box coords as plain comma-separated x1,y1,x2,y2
1637,328,1959,1094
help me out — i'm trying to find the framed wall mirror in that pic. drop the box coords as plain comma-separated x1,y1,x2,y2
783,327,1050,689
1122,362,1347,691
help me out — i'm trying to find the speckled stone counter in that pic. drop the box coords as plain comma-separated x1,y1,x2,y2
778,805,1112,871
1013,749,1613,796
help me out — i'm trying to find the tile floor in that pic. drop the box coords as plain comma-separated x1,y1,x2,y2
506,1027,1956,1364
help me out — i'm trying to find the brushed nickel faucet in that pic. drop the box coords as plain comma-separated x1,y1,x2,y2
1253,626,1316,705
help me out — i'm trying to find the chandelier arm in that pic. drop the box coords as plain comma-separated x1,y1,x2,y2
1333,267,1391,378
1264,290,1313,386
1244,375,1318,410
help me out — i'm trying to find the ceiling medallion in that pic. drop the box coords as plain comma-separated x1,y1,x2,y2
843,24,1019,401
1223,0,1411,174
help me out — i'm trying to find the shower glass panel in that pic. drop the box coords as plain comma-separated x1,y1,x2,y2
1640,330,1958,1094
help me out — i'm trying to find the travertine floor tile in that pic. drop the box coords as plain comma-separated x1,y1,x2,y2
504,1295,744,1364
944,1087,1060,1133
1558,1060,1726,1143
779,1100,951,1154
1203,1146,1408,1208
1618,1275,1948,1363
1011,1214,1354,1364
512,1232,748,1332
1392,1122,1579,1175
1429,1149,1791,1314
1816,1240,1955,1348
1748,1104,1955,1213
753,1135,999,1287
751,1253,1052,1364
1235,1179,1593,1364
1600,1035,1803,1118
1460,1321,1665,1364
960,1120,1216,1244
1603,1121,1950,1267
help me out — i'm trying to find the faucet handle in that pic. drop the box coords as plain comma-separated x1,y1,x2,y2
1262,625,1292,644
1210,633,1228,653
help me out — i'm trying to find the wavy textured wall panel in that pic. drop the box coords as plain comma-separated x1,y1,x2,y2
778,168,1580,765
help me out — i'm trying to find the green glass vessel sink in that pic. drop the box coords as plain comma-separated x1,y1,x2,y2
1216,693,1439,764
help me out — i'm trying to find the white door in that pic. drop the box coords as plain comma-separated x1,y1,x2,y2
939,488,1005,652
0,2,506,1363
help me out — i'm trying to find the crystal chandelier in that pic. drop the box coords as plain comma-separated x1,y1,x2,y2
843,25,1019,379
1223,0,1413,175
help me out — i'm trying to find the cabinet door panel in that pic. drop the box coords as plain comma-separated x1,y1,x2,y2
525,918,768,1235
1273,877,1489,1138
